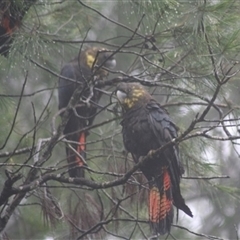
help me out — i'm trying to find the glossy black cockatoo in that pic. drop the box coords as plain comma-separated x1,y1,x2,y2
58,47,116,178
116,82,193,235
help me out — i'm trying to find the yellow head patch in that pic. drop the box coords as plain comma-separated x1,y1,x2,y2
116,83,148,110
83,47,115,78
123,87,145,109
85,47,103,69
86,52,95,69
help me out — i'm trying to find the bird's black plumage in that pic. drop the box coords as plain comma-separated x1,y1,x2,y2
116,82,192,235
58,47,116,177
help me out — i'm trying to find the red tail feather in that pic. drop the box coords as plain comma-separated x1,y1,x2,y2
149,169,173,235
76,132,86,167
67,132,86,178
149,187,161,223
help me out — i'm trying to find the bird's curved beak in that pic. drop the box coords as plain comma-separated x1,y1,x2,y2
116,90,127,104
105,58,116,69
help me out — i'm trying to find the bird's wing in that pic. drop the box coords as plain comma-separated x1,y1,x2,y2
58,63,79,110
146,100,183,188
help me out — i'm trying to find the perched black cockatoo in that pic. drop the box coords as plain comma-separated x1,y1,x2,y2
0,1,32,56
58,47,116,178
116,82,192,235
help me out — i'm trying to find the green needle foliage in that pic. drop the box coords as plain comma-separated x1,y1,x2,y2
0,0,240,239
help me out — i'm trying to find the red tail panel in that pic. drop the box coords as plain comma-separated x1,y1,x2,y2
149,186,161,223
2,17,12,34
149,169,173,235
162,170,172,215
76,132,86,167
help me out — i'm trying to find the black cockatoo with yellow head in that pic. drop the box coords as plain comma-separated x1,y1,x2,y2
116,82,192,235
58,47,116,178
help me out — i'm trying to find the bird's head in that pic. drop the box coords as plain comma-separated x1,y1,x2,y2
82,47,116,77
116,82,150,110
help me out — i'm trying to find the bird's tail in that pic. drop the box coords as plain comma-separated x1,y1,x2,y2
67,132,86,178
173,191,193,218
148,168,173,235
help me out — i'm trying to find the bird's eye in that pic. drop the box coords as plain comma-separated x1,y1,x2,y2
116,90,127,103
97,51,109,59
